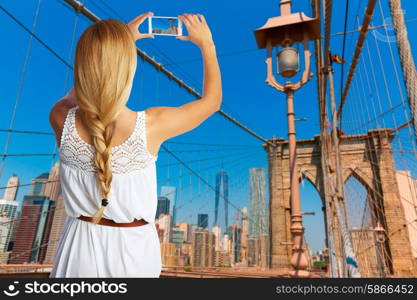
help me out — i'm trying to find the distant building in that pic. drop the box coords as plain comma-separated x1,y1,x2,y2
160,242,177,268
8,173,55,264
0,199,19,219
157,214,171,243
0,213,10,252
259,233,270,268
177,222,191,243
7,210,21,251
215,250,231,266
191,228,215,267
229,224,241,264
249,168,269,236
8,196,55,264
181,242,192,265
222,234,231,253
170,229,185,249
247,236,259,267
156,196,170,219
214,170,229,229
0,199,19,251
312,248,329,264
197,213,208,229
212,225,222,251
43,163,60,201
3,174,19,201
247,234,269,268
240,207,249,264
0,175,20,252
160,186,177,226
44,162,67,264
29,173,49,196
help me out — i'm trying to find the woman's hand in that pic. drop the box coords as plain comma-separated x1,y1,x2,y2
177,14,214,49
127,12,154,41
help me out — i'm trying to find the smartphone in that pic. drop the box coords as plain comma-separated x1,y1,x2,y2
148,16,183,36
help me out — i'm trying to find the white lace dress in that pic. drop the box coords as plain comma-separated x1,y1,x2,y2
49,105,162,278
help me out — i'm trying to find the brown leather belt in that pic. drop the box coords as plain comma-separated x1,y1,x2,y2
77,215,148,227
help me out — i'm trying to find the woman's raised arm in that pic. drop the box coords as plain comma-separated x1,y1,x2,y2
146,13,222,144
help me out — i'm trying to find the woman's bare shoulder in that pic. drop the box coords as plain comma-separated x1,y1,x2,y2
49,98,77,136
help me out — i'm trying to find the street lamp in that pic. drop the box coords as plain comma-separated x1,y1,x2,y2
277,46,300,78
254,0,320,278
374,221,388,277
374,222,386,243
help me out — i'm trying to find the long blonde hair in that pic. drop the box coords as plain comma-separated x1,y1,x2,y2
73,19,137,224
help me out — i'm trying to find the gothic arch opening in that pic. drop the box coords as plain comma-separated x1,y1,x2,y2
344,173,373,229
344,173,382,277
299,175,326,265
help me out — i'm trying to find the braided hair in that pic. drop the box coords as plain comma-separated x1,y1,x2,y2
73,19,137,224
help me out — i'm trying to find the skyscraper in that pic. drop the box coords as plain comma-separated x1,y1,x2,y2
8,195,55,264
230,224,241,264
0,175,20,252
214,170,229,229
240,207,249,263
44,194,65,264
156,196,170,219
0,199,19,252
8,173,55,264
212,225,222,251
3,174,19,201
0,199,19,219
249,168,268,236
44,162,67,264
222,234,231,253
29,173,49,196
191,228,215,267
160,186,177,226
247,236,259,267
197,213,208,229
0,212,10,252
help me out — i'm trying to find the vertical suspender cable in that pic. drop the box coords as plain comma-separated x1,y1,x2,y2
337,0,377,122
388,0,417,145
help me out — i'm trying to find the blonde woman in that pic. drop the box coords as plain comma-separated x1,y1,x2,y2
48,12,221,277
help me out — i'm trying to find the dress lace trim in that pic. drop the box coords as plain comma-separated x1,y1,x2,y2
59,106,157,174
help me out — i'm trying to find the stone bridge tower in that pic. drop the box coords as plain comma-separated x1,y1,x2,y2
263,128,417,277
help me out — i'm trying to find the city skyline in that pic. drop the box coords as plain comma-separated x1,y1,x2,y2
0,159,333,254
0,163,275,271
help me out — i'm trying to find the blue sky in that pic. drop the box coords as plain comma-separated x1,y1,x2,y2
1,0,417,253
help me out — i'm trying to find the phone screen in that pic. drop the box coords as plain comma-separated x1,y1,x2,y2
148,16,183,36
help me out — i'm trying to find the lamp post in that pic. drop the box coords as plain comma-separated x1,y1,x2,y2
254,0,320,278
374,221,388,277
